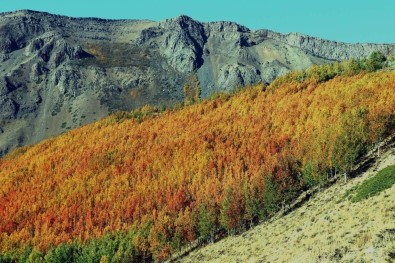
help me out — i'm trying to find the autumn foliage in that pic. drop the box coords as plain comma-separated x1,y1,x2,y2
0,68,394,261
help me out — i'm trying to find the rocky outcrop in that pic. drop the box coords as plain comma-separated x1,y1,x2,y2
139,15,207,73
0,13,45,53
0,78,15,96
217,64,261,89
0,10,394,156
0,97,18,119
266,31,395,60
37,38,90,66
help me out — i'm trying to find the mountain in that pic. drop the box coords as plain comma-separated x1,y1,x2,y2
0,10,395,156
0,67,394,261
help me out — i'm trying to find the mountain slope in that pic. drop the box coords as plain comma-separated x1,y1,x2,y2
1,10,395,155
182,143,395,262
0,68,394,261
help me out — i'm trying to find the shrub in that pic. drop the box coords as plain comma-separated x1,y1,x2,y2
366,51,387,72
351,163,395,202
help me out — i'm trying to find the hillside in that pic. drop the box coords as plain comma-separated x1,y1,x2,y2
182,140,395,262
0,66,395,262
1,10,395,156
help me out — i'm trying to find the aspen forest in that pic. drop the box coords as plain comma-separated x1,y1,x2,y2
0,59,395,262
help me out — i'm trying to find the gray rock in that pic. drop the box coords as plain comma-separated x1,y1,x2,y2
0,79,9,96
267,31,394,60
156,15,207,73
24,38,45,56
0,53,10,62
0,78,15,96
30,62,46,82
0,97,18,119
217,64,261,90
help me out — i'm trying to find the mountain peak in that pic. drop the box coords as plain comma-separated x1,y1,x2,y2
175,14,194,21
0,9,42,18
9,9,39,14
159,14,201,29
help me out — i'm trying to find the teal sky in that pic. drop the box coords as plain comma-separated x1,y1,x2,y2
1,0,394,44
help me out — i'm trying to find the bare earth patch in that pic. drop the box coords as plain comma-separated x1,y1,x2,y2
182,147,395,262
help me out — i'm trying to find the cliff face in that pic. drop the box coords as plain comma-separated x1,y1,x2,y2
0,10,394,155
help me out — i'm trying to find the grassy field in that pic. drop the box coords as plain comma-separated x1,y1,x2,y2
349,163,395,203
181,145,395,262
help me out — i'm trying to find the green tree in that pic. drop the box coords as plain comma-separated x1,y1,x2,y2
332,108,369,181
132,220,153,262
0,253,17,263
301,161,316,188
243,181,261,227
344,59,363,75
261,175,279,219
44,243,81,263
27,249,44,263
220,188,233,234
194,204,216,243
366,51,386,72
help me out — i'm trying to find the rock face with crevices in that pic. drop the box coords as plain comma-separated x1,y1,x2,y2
0,10,394,156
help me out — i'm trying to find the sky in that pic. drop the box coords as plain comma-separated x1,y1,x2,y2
1,0,394,44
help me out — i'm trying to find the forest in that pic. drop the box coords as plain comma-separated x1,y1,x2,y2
0,54,394,262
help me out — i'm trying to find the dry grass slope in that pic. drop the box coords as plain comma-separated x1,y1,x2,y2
182,146,395,262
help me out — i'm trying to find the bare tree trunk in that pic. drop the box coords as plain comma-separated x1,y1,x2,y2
344,172,347,183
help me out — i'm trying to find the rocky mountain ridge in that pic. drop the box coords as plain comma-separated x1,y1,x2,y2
0,9,394,156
